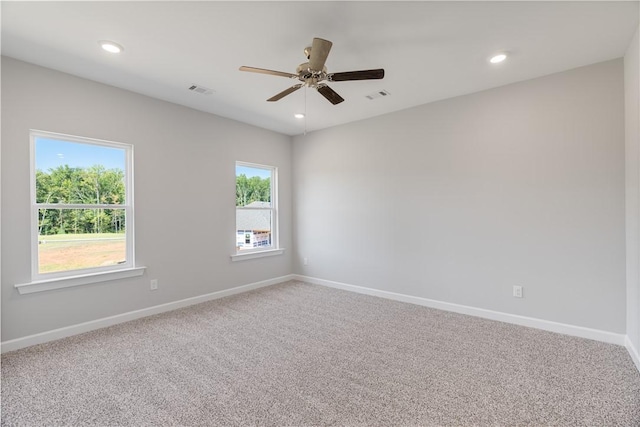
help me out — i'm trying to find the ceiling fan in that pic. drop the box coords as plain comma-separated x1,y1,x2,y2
239,37,384,105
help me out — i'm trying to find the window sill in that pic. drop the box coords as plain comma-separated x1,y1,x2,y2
230,248,285,262
15,267,146,295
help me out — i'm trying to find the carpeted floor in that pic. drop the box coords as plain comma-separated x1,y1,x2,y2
2,280,639,426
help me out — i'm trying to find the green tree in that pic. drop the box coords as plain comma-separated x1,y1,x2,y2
36,165,126,235
236,174,270,206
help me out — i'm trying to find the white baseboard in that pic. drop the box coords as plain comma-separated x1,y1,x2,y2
626,336,640,372
1,274,295,353
293,274,627,346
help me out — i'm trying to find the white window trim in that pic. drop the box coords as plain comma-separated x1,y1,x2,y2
15,267,146,295
17,130,143,294
232,161,280,260
230,248,285,262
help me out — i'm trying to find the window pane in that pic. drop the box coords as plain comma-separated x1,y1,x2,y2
236,164,271,208
38,208,126,273
236,209,272,251
35,137,126,204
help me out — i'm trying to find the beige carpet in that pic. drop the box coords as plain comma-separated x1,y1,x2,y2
2,280,639,426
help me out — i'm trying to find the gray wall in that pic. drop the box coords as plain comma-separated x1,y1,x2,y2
293,59,626,333
626,26,640,353
1,54,632,342
1,57,292,341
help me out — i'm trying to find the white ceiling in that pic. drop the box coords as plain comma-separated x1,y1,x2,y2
2,1,638,136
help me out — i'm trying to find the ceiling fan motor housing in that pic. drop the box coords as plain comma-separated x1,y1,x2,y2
297,62,327,87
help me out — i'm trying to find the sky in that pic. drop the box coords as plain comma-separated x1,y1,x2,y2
36,137,125,171
236,164,271,179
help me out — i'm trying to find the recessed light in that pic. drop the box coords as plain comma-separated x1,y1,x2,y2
489,53,507,64
99,40,124,54
294,113,305,119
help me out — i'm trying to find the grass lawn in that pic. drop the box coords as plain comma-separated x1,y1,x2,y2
38,233,126,273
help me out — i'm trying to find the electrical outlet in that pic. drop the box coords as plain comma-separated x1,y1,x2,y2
150,279,158,291
303,257,308,266
513,285,523,298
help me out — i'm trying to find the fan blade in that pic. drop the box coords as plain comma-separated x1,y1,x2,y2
267,84,303,102
239,66,298,79
308,38,332,71
329,69,385,82
317,85,344,105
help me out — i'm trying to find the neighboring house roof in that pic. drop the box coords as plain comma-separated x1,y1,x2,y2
245,201,270,208
237,202,271,231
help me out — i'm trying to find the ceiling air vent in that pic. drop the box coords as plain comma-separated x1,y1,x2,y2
365,89,390,100
188,84,214,95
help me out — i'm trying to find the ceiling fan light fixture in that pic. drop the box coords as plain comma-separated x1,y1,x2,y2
99,40,124,54
294,113,305,119
489,53,507,64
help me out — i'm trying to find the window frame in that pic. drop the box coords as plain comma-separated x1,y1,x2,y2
28,130,136,282
232,161,283,261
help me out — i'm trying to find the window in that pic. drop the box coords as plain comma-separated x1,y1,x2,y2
30,130,135,282
234,162,281,259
